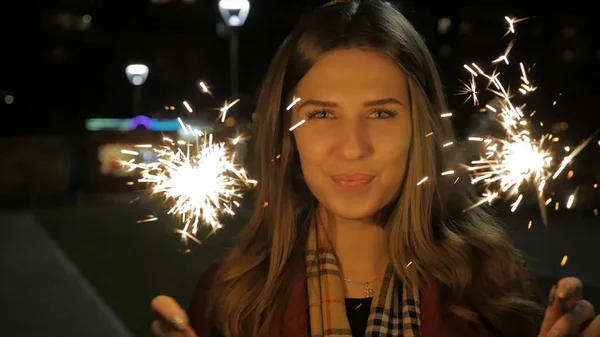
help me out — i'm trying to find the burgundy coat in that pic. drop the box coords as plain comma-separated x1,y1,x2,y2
185,261,543,337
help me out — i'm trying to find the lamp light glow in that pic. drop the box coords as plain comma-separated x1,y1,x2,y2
125,64,149,86
218,0,250,27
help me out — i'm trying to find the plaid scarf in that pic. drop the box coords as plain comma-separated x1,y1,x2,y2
306,222,422,337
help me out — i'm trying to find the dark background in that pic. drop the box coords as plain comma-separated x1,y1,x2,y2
2,1,600,137
1,1,600,336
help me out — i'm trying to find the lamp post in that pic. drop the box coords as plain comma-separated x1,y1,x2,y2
218,0,250,98
125,64,149,116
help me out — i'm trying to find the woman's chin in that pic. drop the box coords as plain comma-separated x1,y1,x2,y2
325,201,381,222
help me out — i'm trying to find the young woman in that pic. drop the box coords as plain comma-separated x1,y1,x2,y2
149,1,600,336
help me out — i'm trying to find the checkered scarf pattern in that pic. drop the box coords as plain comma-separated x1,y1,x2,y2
306,222,422,337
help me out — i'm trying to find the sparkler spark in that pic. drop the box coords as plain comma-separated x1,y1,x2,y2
460,17,597,225
183,101,193,113
504,16,530,36
198,81,212,96
287,97,302,110
458,75,479,105
289,119,306,131
417,176,429,186
218,98,240,123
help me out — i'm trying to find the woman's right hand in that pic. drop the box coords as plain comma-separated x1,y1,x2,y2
538,277,600,337
149,295,198,337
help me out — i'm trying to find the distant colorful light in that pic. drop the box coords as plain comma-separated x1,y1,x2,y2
130,115,152,130
85,115,215,140
86,115,181,132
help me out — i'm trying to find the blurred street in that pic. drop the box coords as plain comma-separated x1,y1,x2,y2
1,195,599,336
0,212,132,337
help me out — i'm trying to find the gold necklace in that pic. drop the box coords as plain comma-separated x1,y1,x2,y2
342,276,382,297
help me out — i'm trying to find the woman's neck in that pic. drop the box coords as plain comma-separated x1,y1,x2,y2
319,208,389,280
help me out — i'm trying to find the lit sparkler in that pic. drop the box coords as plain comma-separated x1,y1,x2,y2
458,16,598,225
122,128,254,241
121,83,255,242
123,89,303,243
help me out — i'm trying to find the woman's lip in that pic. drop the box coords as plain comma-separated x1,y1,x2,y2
330,174,374,191
330,174,375,181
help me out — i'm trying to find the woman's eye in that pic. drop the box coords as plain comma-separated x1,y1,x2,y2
305,109,397,119
307,110,334,119
370,109,398,119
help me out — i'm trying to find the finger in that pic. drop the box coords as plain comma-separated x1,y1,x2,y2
582,315,600,337
150,320,198,337
150,296,189,331
556,277,583,304
547,300,595,337
540,284,560,336
540,278,584,335
182,328,199,337
150,319,181,337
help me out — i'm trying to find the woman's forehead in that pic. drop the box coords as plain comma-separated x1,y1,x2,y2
295,49,409,104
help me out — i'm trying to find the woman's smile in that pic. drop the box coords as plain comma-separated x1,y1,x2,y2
330,173,375,191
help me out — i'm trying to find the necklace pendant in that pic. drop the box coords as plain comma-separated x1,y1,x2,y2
364,283,373,297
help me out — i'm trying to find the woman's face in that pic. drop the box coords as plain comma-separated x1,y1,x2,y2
292,48,412,221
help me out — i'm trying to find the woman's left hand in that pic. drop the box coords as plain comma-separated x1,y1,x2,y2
538,277,600,336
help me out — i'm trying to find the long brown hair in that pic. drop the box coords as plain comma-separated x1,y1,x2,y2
207,1,543,336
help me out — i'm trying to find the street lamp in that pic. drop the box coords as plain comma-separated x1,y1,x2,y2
125,64,149,116
218,0,250,98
